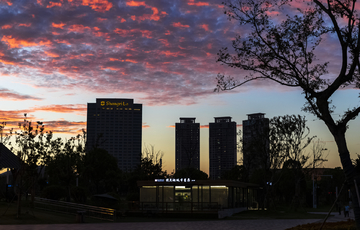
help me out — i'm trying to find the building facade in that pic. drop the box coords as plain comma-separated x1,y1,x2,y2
137,179,261,216
86,98,142,171
175,118,200,172
242,113,269,173
209,117,237,180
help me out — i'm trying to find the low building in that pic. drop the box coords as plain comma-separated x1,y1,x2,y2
137,179,261,218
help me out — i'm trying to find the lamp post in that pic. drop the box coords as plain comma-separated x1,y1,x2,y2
313,174,333,208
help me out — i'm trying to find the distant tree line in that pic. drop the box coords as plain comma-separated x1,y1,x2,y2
222,114,347,210
0,115,208,216
0,114,347,215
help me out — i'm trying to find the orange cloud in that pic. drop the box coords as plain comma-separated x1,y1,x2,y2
139,30,152,38
0,58,17,65
1,25,12,29
97,17,107,22
81,53,93,57
81,0,113,12
0,110,35,124
158,39,169,47
160,51,185,57
54,39,71,45
172,22,190,28
126,1,146,7
200,24,209,31
0,108,85,134
92,27,110,38
114,28,130,36
33,104,87,114
18,23,31,27
47,1,62,8
125,59,137,63
188,0,209,6
44,51,59,58
68,24,91,33
1,36,52,48
52,22,66,29
108,57,137,63
116,16,126,23
114,28,152,38
43,120,86,134
0,0,12,6
126,1,166,21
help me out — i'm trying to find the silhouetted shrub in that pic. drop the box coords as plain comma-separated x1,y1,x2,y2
70,186,87,203
41,185,66,200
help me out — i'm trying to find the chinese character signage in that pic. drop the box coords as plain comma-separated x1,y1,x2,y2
154,178,195,182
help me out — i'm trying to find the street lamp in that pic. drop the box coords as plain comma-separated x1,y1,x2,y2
313,174,333,208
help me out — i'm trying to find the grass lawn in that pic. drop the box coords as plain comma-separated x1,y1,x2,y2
0,201,106,225
0,201,336,225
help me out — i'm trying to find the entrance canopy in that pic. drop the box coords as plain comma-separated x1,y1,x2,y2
0,143,20,169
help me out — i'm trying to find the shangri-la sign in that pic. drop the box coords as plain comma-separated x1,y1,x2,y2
100,101,129,107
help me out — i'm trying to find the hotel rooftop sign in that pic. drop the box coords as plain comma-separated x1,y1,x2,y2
97,98,133,107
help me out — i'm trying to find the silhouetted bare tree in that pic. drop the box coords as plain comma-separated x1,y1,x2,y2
216,0,360,226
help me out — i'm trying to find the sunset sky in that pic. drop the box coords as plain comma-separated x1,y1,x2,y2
0,0,359,174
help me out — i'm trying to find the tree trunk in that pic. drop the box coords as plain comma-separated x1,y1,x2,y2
31,176,36,208
333,131,360,229
16,175,22,218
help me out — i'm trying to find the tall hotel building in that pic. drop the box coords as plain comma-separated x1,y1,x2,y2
209,117,237,180
175,118,200,172
242,113,269,173
86,98,142,171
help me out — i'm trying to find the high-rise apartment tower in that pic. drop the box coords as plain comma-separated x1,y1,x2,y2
209,117,237,180
242,113,269,173
86,98,142,171
175,118,200,172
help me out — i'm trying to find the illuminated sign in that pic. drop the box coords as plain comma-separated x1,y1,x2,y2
154,178,195,183
100,101,129,107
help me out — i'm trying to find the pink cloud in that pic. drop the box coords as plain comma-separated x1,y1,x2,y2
172,22,190,28
0,88,42,101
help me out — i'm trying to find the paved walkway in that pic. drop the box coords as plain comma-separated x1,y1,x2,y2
311,209,355,223
2,211,355,230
